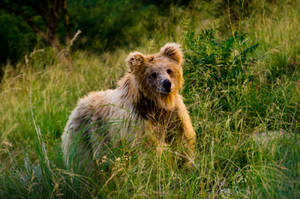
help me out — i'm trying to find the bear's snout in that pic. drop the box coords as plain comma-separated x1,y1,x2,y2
162,79,171,93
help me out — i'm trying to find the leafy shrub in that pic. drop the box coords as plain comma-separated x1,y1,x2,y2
183,29,258,111
183,29,299,132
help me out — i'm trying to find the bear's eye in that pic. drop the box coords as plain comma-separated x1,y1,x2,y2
167,69,172,74
151,72,158,79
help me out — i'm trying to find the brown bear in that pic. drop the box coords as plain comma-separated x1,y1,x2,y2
62,43,196,168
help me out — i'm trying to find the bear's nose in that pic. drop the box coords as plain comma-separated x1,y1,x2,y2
162,79,171,92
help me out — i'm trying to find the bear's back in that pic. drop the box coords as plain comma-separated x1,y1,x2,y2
62,88,143,163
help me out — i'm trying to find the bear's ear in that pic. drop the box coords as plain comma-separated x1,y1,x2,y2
126,52,145,72
160,43,183,65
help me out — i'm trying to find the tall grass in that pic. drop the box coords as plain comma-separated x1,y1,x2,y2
0,1,299,198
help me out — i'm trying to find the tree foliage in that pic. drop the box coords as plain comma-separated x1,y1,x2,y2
1,0,73,68
1,0,71,50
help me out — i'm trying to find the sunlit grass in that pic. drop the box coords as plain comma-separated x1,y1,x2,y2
0,1,299,198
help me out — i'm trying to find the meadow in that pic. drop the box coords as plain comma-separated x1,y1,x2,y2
0,1,299,198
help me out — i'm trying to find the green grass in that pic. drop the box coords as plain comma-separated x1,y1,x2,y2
0,1,299,198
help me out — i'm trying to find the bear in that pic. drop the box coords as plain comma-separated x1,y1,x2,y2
61,43,196,169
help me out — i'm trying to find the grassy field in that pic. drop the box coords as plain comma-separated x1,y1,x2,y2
0,1,299,198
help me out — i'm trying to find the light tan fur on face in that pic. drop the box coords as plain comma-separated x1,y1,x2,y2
62,43,196,167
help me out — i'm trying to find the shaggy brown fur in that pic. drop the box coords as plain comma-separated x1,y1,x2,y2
62,43,196,167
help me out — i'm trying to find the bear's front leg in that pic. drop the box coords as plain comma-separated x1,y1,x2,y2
176,97,196,164
145,121,168,156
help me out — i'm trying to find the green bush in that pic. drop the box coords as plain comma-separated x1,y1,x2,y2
183,29,299,132
184,29,258,110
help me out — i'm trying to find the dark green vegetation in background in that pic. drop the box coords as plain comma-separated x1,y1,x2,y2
0,10,36,65
0,0,192,67
0,0,299,198
0,0,271,68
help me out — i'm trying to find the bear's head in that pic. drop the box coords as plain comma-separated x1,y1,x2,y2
126,43,184,109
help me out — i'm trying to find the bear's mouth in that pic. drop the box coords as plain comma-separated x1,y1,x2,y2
158,87,172,95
